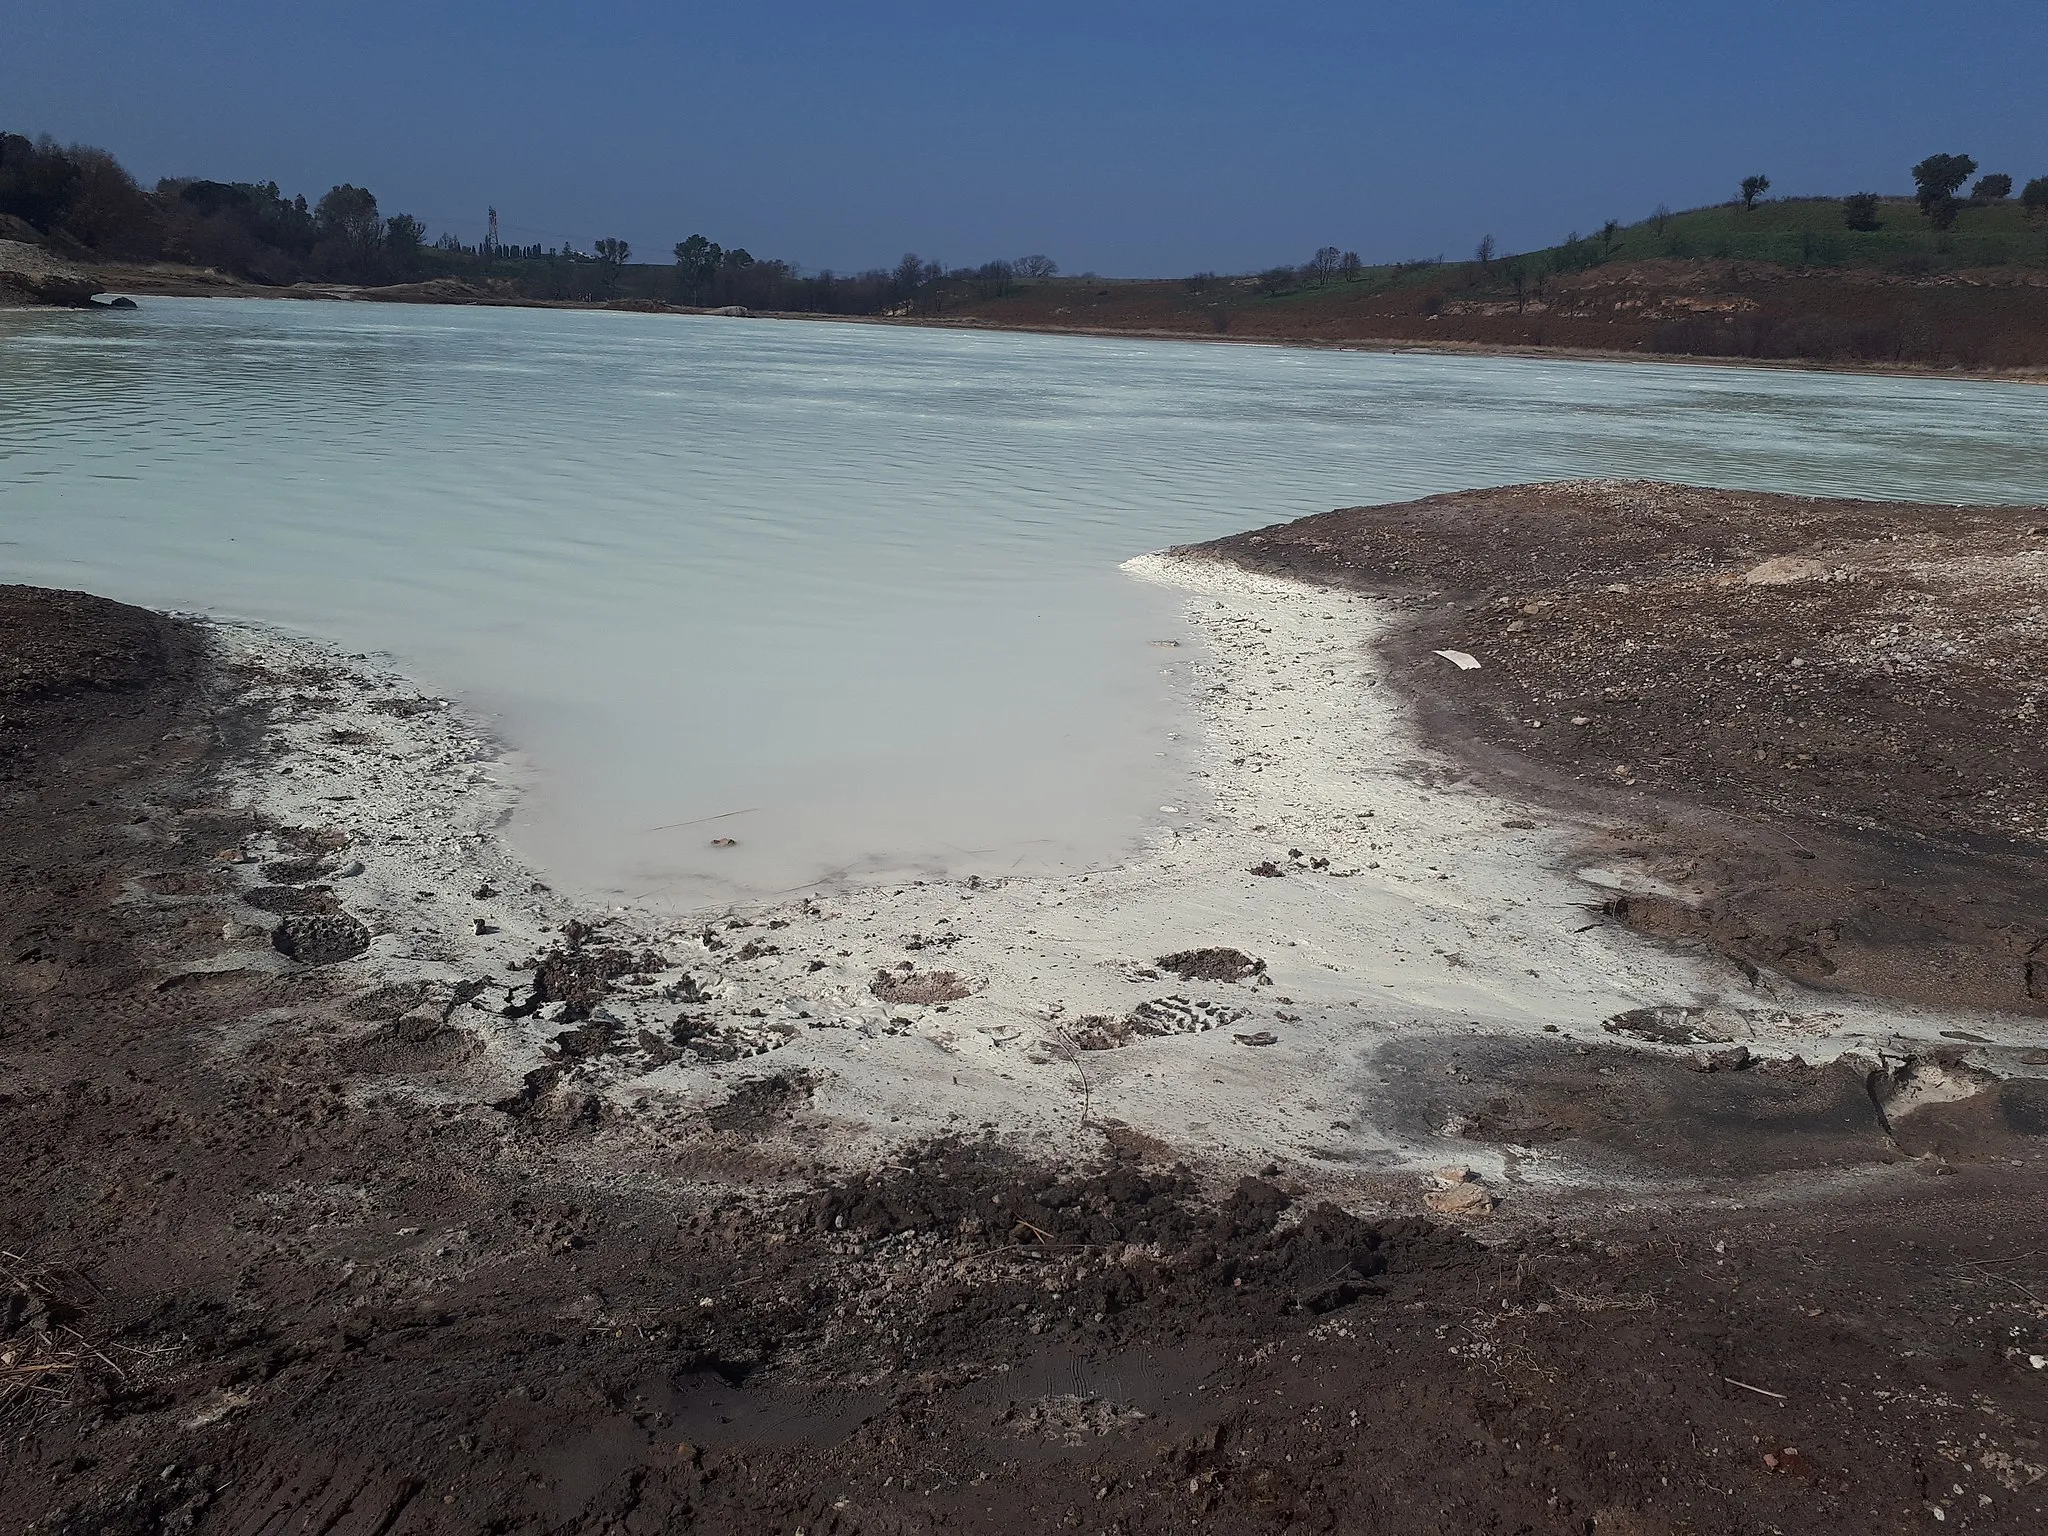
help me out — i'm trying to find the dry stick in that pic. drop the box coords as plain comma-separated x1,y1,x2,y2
1049,1027,1094,1128
1723,1376,1788,1401
57,1326,129,1383
1960,1267,2043,1304
973,1242,1099,1259
644,807,761,834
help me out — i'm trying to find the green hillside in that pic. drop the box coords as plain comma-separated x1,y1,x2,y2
1558,195,2048,271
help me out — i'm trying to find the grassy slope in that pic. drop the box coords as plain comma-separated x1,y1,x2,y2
1556,195,2048,270
937,198,2048,372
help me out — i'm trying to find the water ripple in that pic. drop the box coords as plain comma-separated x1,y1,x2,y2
2,299,2045,902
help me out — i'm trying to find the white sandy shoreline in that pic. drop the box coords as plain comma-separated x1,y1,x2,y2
193,554,2034,1194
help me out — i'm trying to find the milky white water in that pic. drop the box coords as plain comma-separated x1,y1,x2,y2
3,298,2045,908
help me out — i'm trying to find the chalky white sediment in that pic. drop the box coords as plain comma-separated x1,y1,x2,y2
206,557,2006,1185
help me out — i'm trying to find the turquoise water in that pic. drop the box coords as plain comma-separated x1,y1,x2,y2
3,298,2044,904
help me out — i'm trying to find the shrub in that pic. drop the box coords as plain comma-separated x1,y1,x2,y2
1842,193,1883,232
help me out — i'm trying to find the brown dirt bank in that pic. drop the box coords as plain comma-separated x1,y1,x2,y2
4,586,2047,1534
1193,481,2048,1020
942,261,2048,379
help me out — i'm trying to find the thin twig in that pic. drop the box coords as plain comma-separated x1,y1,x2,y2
57,1326,128,1384
645,807,761,834
1724,1376,1787,1400
1048,1027,1095,1127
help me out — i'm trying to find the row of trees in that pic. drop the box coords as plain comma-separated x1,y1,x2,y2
0,132,444,284
0,131,1063,313
1903,154,2047,229
1736,157,2048,233
655,238,1056,312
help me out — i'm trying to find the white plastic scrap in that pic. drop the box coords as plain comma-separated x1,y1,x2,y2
1433,649,1482,671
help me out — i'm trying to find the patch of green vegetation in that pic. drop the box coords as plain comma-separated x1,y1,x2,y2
1580,196,2048,270
1198,175,2048,314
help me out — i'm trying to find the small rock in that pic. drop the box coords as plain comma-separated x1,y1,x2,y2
1423,1168,1497,1218
1687,1044,1751,1072
1741,555,1830,587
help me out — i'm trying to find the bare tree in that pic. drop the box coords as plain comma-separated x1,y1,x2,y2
1508,260,1530,312
1015,254,1058,278
1308,245,1341,285
1474,233,1496,265
1338,250,1362,282
593,237,630,296
313,184,383,278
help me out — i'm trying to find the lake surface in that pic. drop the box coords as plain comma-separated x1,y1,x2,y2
4,298,2046,906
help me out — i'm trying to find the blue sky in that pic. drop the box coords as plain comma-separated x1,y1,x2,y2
7,1,2045,275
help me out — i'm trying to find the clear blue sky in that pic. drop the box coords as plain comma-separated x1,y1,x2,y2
7,0,2044,276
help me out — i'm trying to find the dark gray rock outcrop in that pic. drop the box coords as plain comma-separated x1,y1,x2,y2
0,238,101,307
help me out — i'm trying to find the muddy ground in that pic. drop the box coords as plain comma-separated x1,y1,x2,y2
3,579,2047,1535
1198,480,2048,1023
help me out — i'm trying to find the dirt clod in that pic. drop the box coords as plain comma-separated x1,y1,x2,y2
1155,947,1266,982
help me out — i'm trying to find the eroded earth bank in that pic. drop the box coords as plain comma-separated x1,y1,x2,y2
4,480,2048,1535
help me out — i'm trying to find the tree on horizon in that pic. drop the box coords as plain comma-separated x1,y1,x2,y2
1912,152,1977,230
314,184,383,279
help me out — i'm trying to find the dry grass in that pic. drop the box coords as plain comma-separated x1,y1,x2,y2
0,1249,170,1423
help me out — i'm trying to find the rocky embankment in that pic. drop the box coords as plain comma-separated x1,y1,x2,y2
0,237,114,307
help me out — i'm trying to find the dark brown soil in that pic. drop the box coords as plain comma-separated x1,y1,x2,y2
4,584,2047,1535
1195,480,2048,1020
941,260,2048,374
